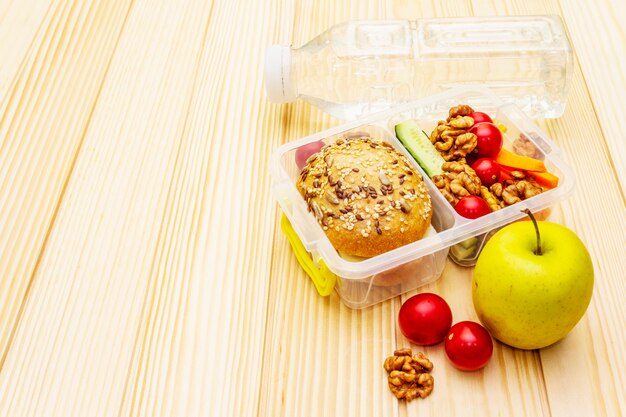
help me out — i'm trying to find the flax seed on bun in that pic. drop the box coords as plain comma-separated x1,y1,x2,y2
296,135,432,258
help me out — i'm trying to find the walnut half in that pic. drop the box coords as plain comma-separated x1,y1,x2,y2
383,349,434,401
447,104,475,121
430,117,477,161
512,133,543,160
432,161,482,205
489,172,543,207
429,103,478,162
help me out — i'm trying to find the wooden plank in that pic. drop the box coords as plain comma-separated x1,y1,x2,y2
117,1,289,415
0,0,133,364
0,0,54,102
559,0,626,191
530,78,625,417
0,0,290,415
0,0,219,415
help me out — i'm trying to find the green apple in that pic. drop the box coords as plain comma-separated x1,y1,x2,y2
472,210,594,350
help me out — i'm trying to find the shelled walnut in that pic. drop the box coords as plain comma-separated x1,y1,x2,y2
447,104,474,121
489,171,543,207
383,349,434,401
432,161,482,205
430,114,477,161
512,134,543,159
480,186,501,211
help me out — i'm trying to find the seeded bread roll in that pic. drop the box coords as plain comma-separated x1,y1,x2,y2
296,136,433,258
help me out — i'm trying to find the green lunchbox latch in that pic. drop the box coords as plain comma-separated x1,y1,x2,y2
280,214,337,296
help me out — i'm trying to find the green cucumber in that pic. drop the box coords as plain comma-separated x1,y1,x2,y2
395,120,445,177
450,243,476,260
458,236,478,250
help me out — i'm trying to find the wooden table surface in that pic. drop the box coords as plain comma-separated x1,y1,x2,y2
0,0,624,416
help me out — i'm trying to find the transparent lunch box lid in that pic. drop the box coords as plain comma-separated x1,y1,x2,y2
269,87,575,279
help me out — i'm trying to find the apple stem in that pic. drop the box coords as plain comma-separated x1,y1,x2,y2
522,209,542,255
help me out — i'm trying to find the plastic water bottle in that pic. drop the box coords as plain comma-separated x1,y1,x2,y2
265,16,572,120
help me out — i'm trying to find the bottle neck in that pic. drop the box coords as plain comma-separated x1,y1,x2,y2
265,45,297,103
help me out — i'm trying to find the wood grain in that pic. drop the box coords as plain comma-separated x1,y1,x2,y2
0,0,217,415
560,0,626,191
0,0,133,363
0,0,623,416
0,0,53,101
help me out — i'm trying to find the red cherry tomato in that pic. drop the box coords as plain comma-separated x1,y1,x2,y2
468,111,493,125
465,152,479,167
295,140,325,170
445,321,493,371
471,158,501,187
455,196,492,219
398,293,453,346
469,122,503,158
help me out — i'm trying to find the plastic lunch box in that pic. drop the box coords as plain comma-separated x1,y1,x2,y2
270,87,575,309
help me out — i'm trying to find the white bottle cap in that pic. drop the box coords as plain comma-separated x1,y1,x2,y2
265,45,296,103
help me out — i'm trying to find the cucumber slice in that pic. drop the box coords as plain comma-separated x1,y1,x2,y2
458,236,478,250
450,243,476,260
395,120,445,177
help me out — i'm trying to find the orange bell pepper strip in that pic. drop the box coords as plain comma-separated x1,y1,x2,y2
527,170,559,189
497,162,558,188
498,165,513,181
500,171,512,181
495,148,546,172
